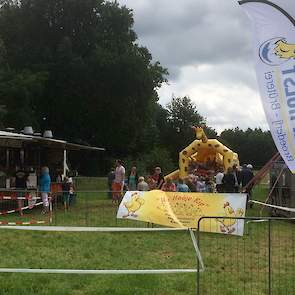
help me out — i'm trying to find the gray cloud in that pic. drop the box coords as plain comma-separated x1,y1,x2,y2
117,0,268,132
122,0,253,69
158,63,267,133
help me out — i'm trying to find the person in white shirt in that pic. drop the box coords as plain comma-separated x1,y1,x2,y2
112,159,125,204
215,169,224,193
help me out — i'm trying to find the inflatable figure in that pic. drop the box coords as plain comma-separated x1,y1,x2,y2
166,125,239,180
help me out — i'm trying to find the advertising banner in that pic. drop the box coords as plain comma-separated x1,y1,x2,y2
239,0,295,172
117,191,247,236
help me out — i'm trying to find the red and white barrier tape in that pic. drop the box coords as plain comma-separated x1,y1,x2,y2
0,201,43,215
0,220,46,225
0,194,42,200
0,196,42,200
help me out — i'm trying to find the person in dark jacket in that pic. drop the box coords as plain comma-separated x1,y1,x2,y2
15,168,27,216
222,167,236,193
107,168,115,198
240,164,254,188
240,164,255,206
185,176,196,192
232,164,241,192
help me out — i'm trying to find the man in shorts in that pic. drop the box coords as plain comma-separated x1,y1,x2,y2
112,160,125,205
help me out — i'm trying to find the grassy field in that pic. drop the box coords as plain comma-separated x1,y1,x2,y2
0,180,294,295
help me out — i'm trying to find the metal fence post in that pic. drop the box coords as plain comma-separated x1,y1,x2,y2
268,219,272,295
54,194,58,225
197,218,201,295
85,193,89,226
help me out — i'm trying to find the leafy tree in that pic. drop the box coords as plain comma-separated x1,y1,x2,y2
0,0,168,160
0,69,48,129
160,96,216,160
124,146,174,177
220,127,276,168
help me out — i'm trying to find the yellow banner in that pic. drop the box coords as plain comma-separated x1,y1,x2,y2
117,190,247,236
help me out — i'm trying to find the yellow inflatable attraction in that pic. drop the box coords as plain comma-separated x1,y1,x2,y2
166,125,239,180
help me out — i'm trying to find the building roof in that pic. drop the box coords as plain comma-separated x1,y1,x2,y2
0,131,105,151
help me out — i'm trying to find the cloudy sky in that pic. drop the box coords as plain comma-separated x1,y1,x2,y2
117,0,269,133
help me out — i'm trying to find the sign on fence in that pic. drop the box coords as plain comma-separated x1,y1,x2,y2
117,191,247,236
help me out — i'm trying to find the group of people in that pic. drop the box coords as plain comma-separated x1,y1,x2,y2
215,164,254,194
108,160,165,204
5,165,77,215
13,166,51,215
108,160,255,204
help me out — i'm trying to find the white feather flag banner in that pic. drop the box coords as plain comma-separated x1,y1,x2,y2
239,0,295,172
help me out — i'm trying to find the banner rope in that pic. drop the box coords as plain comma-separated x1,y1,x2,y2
0,268,199,275
0,226,188,231
250,200,295,212
0,226,203,275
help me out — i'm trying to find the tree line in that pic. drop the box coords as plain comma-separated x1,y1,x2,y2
0,0,277,175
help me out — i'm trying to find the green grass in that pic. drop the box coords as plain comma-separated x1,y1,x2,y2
0,180,294,295
74,177,108,192
0,230,197,295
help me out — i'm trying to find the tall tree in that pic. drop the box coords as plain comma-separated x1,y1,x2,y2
0,0,168,158
159,96,216,160
220,127,276,168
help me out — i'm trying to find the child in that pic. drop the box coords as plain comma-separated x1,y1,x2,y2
196,177,206,192
68,177,75,206
162,178,176,192
62,177,70,211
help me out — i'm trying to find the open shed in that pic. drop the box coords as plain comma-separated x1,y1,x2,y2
0,130,105,188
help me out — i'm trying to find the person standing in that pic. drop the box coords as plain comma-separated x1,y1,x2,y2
107,168,115,198
240,164,254,188
151,166,164,189
222,167,236,193
215,169,224,193
232,164,241,193
15,168,27,216
62,176,70,211
0,165,6,188
196,177,206,192
185,176,197,192
126,166,138,191
112,160,125,204
39,166,51,214
68,177,76,206
241,164,255,206
205,177,214,193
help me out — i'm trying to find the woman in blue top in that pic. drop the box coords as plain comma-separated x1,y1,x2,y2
39,166,51,213
126,166,138,191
